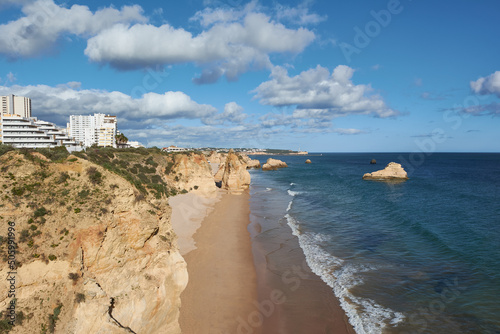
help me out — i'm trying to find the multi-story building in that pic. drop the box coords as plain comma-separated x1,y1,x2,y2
1,95,31,118
68,113,117,148
0,114,82,151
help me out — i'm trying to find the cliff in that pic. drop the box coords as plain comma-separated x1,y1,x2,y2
0,147,189,333
170,153,218,197
362,162,409,180
215,150,251,193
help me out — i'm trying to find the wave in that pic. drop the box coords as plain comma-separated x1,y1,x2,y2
286,200,293,212
285,214,405,334
265,187,272,192
290,182,296,186
287,189,301,197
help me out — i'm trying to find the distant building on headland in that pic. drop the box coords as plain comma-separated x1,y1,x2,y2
1,95,31,118
68,113,117,148
162,145,189,152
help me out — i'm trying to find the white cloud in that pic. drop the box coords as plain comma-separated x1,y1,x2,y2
85,7,315,82
6,72,16,82
470,71,500,97
275,1,327,25
334,128,367,135
204,102,248,125
0,0,146,58
0,83,216,125
253,65,398,118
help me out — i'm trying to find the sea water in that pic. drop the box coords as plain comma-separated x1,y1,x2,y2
248,153,500,333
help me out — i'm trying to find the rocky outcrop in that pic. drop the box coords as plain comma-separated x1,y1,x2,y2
262,158,288,171
171,153,218,196
363,162,408,180
305,159,312,164
206,151,223,164
220,150,251,192
0,151,188,334
246,159,261,169
370,159,377,164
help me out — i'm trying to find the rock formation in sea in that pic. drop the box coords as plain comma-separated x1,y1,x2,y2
362,162,409,180
305,159,312,164
0,149,188,334
246,159,261,169
370,159,377,164
220,149,251,192
262,158,288,171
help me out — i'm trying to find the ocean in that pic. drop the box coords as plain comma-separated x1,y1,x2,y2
248,153,500,334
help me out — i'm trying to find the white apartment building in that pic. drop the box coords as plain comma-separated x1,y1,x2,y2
35,119,83,152
1,95,31,118
68,113,117,148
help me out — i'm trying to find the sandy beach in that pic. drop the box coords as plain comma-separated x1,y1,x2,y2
178,191,260,334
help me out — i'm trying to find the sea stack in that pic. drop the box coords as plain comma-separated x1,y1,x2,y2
262,158,288,171
363,162,409,180
246,159,261,169
370,159,377,164
305,159,312,164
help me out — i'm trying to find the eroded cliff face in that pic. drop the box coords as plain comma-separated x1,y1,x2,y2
0,151,187,334
220,150,251,193
170,153,218,197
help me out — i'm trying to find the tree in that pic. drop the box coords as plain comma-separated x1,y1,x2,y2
115,133,128,144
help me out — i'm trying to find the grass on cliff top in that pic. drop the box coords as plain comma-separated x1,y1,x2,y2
72,146,177,199
0,144,183,199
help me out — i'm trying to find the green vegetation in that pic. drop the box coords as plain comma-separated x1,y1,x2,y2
86,167,102,185
34,207,48,218
48,304,62,333
48,255,57,261
73,147,177,199
55,172,70,184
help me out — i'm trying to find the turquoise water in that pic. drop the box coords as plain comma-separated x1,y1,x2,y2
249,153,500,333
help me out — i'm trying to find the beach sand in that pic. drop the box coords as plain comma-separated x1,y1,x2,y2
173,189,354,334
179,191,260,334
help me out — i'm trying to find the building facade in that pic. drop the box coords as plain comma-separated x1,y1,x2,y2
68,113,117,148
0,114,82,151
1,95,31,118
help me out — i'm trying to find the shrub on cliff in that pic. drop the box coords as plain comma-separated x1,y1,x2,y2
86,167,103,185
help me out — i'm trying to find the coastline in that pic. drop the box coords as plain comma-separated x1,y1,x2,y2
177,190,260,333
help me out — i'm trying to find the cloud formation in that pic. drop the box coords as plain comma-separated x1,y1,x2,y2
253,65,398,118
470,71,500,97
0,0,146,58
0,83,216,125
460,103,500,117
85,6,315,82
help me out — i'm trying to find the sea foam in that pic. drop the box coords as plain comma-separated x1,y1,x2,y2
284,214,405,334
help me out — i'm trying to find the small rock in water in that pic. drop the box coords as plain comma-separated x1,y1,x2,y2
305,159,312,164
370,159,377,164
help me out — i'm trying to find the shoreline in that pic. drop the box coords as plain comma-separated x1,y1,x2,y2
177,190,260,333
171,181,354,333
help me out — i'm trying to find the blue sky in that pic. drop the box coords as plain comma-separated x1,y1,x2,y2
0,0,499,152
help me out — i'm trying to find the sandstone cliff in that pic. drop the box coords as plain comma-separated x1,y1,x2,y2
262,158,288,171
220,150,251,193
362,162,409,180
170,153,217,197
0,148,188,334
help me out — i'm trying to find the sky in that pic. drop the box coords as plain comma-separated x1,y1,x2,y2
0,0,499,152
